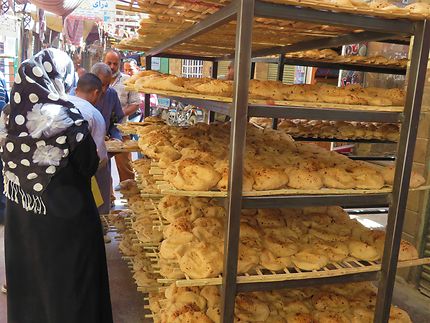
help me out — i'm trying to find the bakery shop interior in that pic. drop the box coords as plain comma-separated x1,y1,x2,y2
3,0,430,322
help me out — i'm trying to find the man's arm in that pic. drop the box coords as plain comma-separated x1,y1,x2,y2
123,103,139,116
122,90,141,116
113,91,125,121
108,90,125,140
92,110,108,162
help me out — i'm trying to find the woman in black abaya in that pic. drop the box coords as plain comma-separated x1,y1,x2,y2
2,48,113,323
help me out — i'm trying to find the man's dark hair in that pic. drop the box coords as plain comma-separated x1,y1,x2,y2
76,73,102,93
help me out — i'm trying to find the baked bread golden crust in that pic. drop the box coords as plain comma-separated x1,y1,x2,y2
178,242,223,278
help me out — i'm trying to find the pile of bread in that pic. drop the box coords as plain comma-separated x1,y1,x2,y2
108,208,139,257
108,209,131,235
156,195,418,279
148,282,412,323
131,159,161,195
125,71,405,106
116,211,160,289
105,139,140,152
135,122,424,192
303,0,430,16
112,181,164,289
250,117,400,141
118,227,161,289
284,49,408,68
118,117,164,136
118,179,163,244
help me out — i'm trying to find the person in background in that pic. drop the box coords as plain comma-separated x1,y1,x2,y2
226,61,234,80
3,48,112,323
104,49,140,189
68,73,107,164
91,62,124,215
77,66,87,78
0,71,8,226
123,59,139,76
215,61,234,122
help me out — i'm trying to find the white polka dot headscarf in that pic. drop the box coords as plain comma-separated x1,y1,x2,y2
1,48,89,215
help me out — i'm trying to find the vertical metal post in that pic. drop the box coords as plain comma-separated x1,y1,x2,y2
144,56,152,118
220,0,254,322
374,20,430,323
209,61,219,123
250,61,256,79
272,54,285,129
277,54,285,80
212,61,219,79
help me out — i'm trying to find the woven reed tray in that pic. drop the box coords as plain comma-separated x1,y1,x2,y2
151,257,430,287
129,87,404,113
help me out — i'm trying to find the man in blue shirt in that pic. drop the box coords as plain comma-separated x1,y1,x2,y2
91,63,124,139
91,63,125,216
0,71,8,226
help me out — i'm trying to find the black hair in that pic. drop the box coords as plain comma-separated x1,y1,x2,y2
76,73,102,93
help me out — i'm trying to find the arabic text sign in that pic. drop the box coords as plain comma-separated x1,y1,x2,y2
72,0,115,23
0,15,19,38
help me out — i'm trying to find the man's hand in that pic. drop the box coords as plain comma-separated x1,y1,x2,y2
106,137,123,143
99,157,108,169
123,103,139,117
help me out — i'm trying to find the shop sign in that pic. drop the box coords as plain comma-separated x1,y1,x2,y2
0,15,19,38
72,0,116,23
151,57,161,71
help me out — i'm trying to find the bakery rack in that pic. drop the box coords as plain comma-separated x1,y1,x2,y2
153,256,430,291
117,0,430,322
252,55,407,75
115,196,430,295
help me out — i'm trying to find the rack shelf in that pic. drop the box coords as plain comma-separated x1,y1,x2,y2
153,256,430,291
118,0,430,321
149,94,403,123
112,203,429,295
293,137,397,144
241,193,390,209
252,56,407,75
117,3,420,62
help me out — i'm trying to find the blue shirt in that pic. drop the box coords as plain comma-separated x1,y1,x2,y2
95,87,124,140
0,72,9,111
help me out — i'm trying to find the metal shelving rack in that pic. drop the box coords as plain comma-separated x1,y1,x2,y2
254,56,407,75
127,1,430,322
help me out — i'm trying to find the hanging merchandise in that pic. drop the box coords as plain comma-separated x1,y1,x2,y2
63,16,83,46
14,0,85,16
38,8,45,42
1,0,9,15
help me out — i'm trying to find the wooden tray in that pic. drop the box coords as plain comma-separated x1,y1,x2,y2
154,257,430,287
148,161,430,197
130,87,404,113
265,0,428,20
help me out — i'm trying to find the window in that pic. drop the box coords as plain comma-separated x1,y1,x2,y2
182,59,203,78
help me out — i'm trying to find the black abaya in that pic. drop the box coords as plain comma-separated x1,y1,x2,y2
5,135,113,323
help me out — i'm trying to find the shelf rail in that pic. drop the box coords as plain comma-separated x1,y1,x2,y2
374,19,430,322
221,0,254,321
